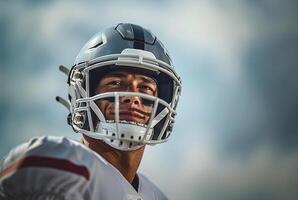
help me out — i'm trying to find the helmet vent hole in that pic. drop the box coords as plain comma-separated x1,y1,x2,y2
112,133,116,137
119,141,123,146
89,41,103,49
110,139,114,142
129,142,133,148
130,136,134,139
121,133,125,138
138,136,142,140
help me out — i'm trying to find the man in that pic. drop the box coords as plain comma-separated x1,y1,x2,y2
0,23,182,199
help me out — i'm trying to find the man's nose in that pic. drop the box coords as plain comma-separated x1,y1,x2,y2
120,95,141,106
120,82,142,105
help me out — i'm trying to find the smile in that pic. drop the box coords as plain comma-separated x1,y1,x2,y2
119,111,145,119
110,110,147,121
120,112,145,119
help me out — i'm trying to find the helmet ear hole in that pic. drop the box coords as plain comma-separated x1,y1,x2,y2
89,40,103,50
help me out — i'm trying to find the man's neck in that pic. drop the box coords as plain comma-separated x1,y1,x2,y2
82,136,145,183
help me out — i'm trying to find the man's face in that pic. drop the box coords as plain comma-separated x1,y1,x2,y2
95,70,158,125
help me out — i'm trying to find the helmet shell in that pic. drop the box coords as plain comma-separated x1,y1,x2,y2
65,23,182,151
75,23,172,66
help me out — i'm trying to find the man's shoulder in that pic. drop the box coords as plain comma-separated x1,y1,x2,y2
3,136,90,164
0,136,114,199
1,136,111,175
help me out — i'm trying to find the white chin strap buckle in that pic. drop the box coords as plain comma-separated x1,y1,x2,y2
96,121,153,151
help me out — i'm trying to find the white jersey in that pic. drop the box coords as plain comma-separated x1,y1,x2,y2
0,136,167,200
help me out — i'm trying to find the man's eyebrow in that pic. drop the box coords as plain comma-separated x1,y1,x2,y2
104,72,127,78
138,76,157,85
103,72,157,84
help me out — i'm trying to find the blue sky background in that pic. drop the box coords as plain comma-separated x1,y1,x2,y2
1,1,298,199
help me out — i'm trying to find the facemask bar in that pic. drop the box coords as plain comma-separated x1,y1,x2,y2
75,81,106,124
158,83,181,140
79,53,181,95
73,91,176,143
69,53,181,146
142,98,159,142
69,53,181,102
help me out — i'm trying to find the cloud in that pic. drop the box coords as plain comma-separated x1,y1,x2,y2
141,141,298,200
1,1,298,200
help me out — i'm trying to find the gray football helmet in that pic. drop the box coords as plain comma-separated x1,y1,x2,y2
57,23,182,151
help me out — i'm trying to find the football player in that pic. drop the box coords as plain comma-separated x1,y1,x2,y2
0,23,182,200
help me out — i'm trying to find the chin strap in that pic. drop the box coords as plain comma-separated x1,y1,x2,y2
96,121,152,151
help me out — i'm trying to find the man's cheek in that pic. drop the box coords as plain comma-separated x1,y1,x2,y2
144,105,153,114
96,101,108,115
101,101,116,119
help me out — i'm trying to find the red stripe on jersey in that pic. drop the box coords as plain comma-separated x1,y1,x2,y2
0,156,90,180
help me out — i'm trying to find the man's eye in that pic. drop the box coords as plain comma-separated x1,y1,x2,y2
140,85,154,92
142,86,151,90
108,80,121,86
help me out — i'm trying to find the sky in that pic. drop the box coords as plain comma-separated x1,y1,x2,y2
1,1,298,199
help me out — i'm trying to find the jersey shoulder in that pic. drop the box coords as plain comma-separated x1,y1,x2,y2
0,136,108,200
1,136,107,168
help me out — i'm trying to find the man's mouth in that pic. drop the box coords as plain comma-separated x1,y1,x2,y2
110,109,150,122
119,111,145,120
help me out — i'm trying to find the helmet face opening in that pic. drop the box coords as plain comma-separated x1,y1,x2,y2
65,23,182,151
89,65,175,103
